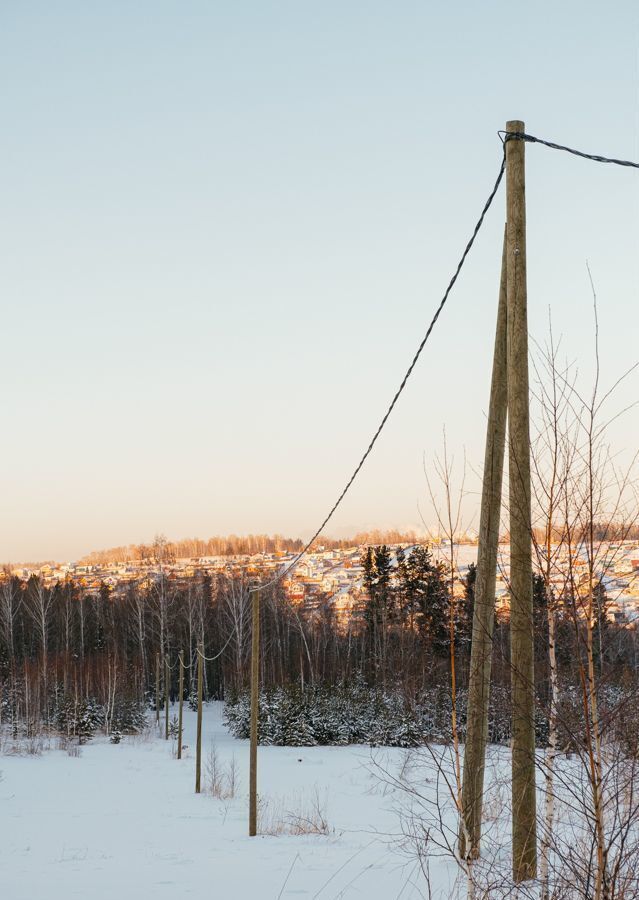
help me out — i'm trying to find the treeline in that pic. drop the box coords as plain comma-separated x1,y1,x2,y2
77,533,306,566
528,522,639,544
76,529,432,567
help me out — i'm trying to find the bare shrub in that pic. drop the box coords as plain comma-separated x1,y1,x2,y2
204,742,238,800
55,734,81,756
2,734,45,757
226,754,238,799
25,734,44,755
0,730,12,755
258,788,332,836
129,724,155,746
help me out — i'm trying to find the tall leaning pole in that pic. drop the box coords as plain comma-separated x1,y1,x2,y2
506,120,537,883
460,224,508,860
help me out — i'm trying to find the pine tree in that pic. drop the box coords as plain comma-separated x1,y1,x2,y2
395,545,449,656
362,546,395,629
361,545,395,681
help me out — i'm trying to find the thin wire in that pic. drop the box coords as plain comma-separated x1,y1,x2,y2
251,146,507,594
196,630,235,662
165,632,236,669
500,130,639,169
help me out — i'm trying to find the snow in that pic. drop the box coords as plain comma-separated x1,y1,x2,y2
0,704,453,899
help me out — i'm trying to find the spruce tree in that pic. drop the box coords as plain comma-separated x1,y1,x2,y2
361,545,395,681
396,545,449,656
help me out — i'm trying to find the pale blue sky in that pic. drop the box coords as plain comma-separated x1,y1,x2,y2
1,1,638,560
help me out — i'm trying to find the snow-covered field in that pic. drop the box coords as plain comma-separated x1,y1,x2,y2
0,704,456,899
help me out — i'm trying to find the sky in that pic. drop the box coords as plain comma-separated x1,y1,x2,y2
1,1,639,562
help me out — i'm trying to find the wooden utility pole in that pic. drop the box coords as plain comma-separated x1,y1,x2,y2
249,588,260,837
195,643,203,793
164,658,170,740
506,119,537,882
155,651,160,726
177,650,184,760
461,225,509,860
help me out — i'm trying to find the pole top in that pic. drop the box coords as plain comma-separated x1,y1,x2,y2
506,119,525,134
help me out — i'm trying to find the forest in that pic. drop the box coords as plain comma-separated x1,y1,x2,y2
75,528,426,567
1,542,637,753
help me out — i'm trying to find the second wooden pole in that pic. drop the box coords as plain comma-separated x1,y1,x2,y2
461,224,509,859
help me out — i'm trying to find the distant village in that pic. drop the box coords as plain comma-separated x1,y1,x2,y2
5,538,639,626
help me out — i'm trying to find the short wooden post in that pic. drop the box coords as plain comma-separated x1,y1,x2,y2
155,651,160,726
506,119,537,882
164,657,170,740
195,643,203,793
249,588,260,836
178,650,184,760
461,224,509,859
